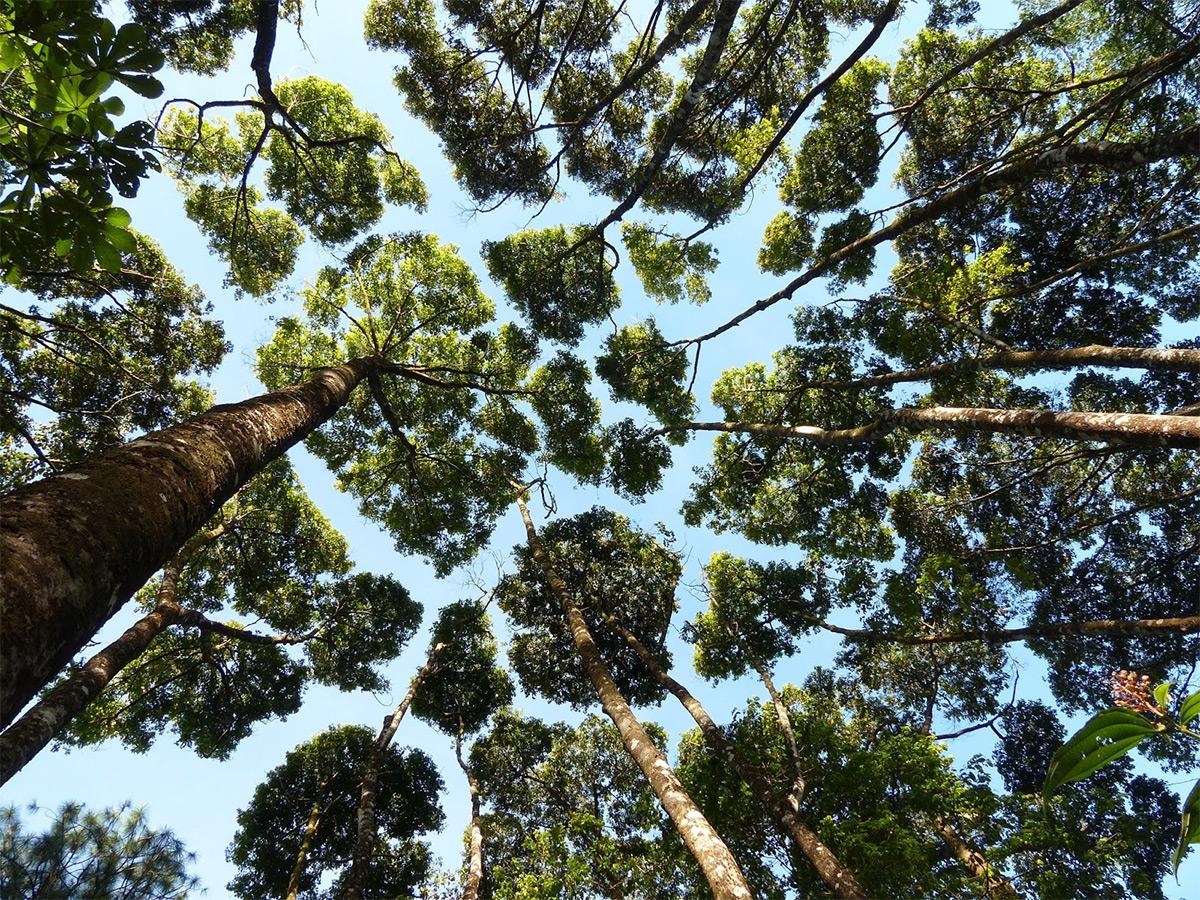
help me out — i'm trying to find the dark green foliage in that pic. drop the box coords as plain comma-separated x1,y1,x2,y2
596,320,695,429
482,226,620,346
228,725,443,899
0,234,227,491
411,599,513,736
0,801,196,899
470,711,689,899
59,459,422,758
603,419,673,500
497,507,678,709
0,1,164,277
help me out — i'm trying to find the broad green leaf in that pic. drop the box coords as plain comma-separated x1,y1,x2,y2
1180,689,1200,726
1174,777,1200,876
1043,708,1161,800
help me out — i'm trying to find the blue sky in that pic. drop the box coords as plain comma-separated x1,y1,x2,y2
3,1,1197,895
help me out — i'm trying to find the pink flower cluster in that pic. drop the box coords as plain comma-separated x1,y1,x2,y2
1110,669,1165,718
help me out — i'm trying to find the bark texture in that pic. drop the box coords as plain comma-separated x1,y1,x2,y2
603,612,867,899
455,731,485,900
807,614,1200,645
668,407,1200,449
342,642,444,900
0,522,224,786
287,796,325,900
0,357,374,727
934,816,1020,899
514,494,754,900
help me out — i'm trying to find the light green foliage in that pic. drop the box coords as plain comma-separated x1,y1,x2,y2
0,2,164,277
228,725,443,899
528,352,605,480
0,234,227,490
471,711,689,900
60,459,422,758
782,58,888,215
483,226,620,346
497,508,679,709
411,599,514,736
157,75,425,296
689,551,871,680
595,319,695,429
675,674,975,898
683,307,903,554
0,801,196,899
621,223,717,305
757,209,815,275
124,0,261,75
256,232,607,574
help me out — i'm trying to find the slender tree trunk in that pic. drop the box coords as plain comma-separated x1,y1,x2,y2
804,614,1200,645
933,816,1020,899
664,406,1200,449
287,793,326,900
726,625,806,803
455,729,485,900
602,611,867,899
513,494,753,900
0,357,375,727
342,642,445,900
0,521,224,785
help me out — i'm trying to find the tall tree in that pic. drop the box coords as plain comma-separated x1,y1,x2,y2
0,801,196,899
227,724,443,900
503,500,754,899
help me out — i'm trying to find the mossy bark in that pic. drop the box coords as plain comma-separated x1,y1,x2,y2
0,358,374,727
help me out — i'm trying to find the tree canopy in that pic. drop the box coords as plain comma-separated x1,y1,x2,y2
1,0,1197,895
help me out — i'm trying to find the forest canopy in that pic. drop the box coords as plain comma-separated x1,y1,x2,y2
1,0,1197,896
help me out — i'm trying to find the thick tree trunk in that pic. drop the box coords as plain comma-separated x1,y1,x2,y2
603,612,867,899
455,730,485,900
933,816,1019,899
342,642,444,900
667,407,1200,449
0,357,374,727
0,521,224,785
287,794,325,900
513,494,753,900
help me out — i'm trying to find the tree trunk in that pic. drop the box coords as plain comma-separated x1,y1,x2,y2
455,730,485,900
0,521,224,785
666,407,1200,449
805,614,1200,645
342,642,444,900
0,357,374,727
933,815,1020,899
795,345,1200,392
602,611,867,899
513,494,754,900
287,795,326,900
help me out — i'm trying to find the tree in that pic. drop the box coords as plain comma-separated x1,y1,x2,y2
411,599,514,900
227,725,443,900
470,710,692,900
503,499,754,899
0,456,422,781
0,801,196,899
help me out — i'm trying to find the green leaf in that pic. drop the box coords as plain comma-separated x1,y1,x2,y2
1180,689,1200,726
1043,708,1161,800
1174,777,1200,876
1154,682,1171,709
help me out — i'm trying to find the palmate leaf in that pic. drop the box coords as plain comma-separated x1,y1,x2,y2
1042,708,1163,800
1174,777,1200,876
1179,689,1200,727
